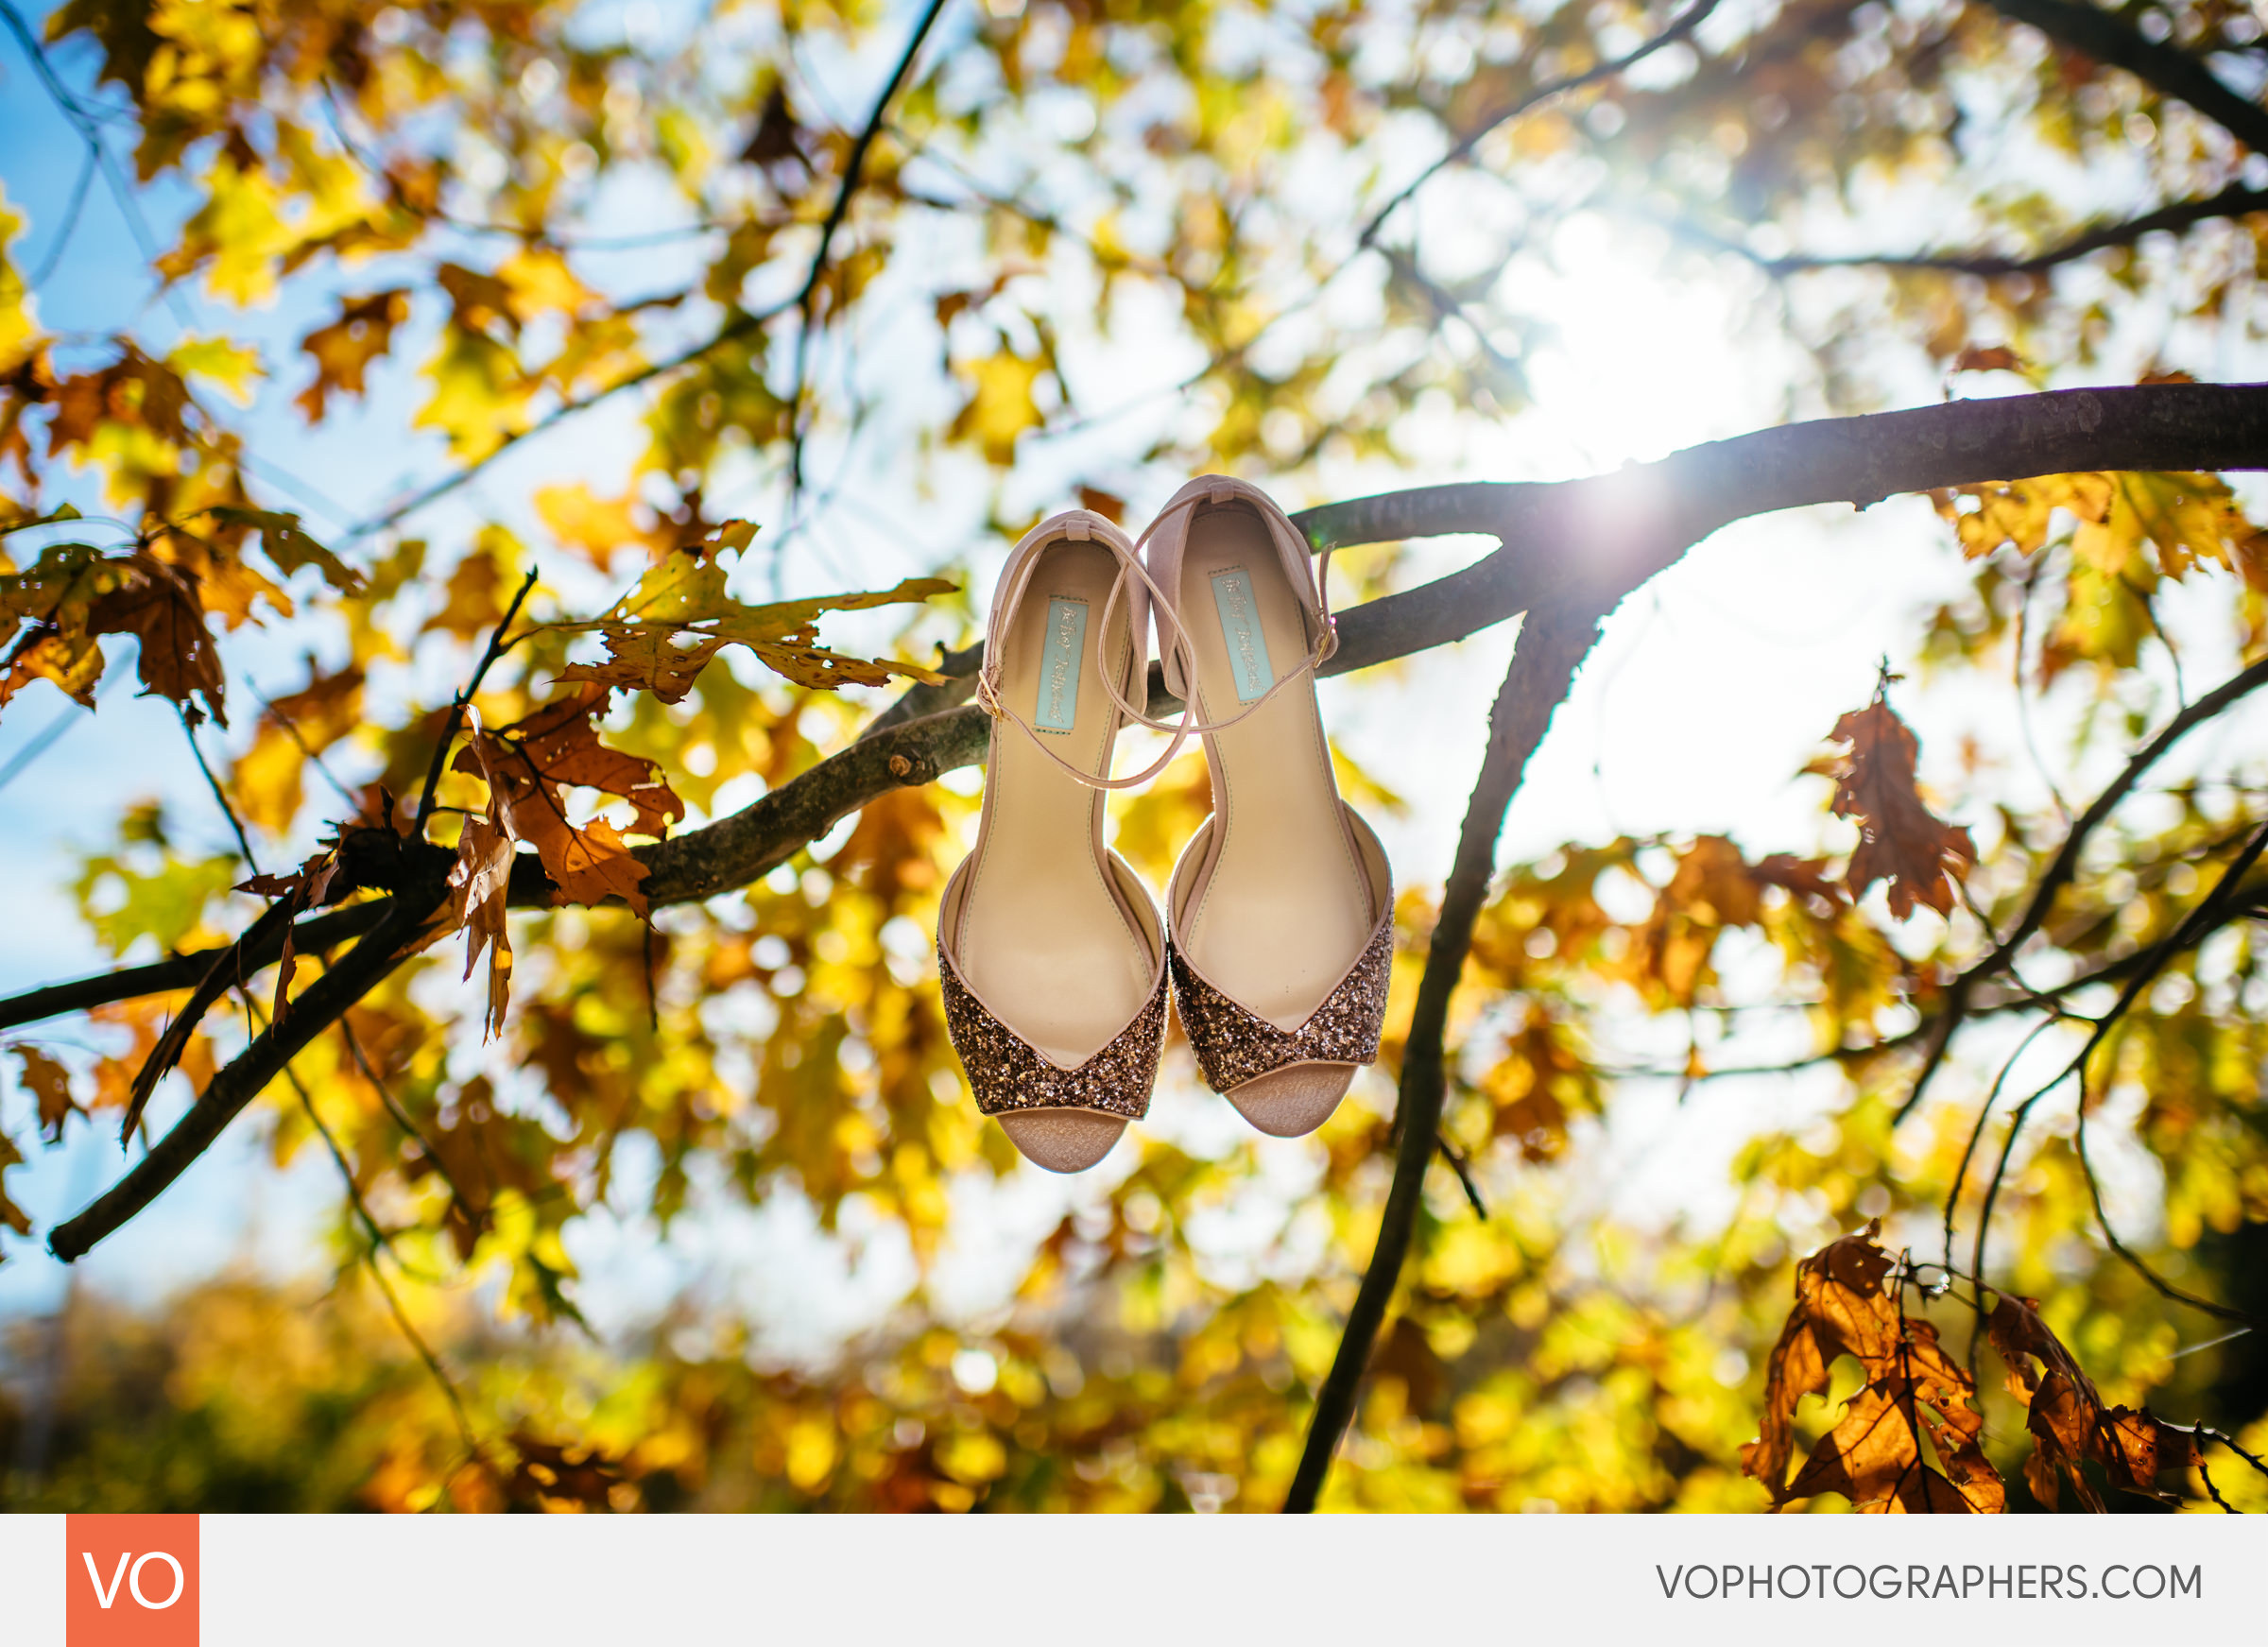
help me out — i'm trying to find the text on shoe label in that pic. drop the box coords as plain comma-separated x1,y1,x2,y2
1036,597,1089,732
1210,568,1275,703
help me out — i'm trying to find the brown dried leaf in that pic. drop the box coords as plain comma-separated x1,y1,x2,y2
1985,1294,2198,1509
1951,344,2024,375
454,691,680,916
1743,1225,2002,1513
87,553,229,727
296,289,410,420
234,848,341,1025
443,783,517,1040
1813,698,1974,918
12,1044,80,1141
0,1125,30,1240
1753,852,1847,907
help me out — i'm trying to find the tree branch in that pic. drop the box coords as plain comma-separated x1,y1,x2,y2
1893,646,2268,1126
351,0,951,542
1357,0,1722,255
1986,0,2268,156
1282,602,1606,1513
783,0,952,506
17,382,2268,1038
418,566,539,827
1663,182,2268,280
0,901,393,1032
46,899,428,1262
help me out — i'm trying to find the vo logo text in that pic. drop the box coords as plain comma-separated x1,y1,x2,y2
65,1516,198,1646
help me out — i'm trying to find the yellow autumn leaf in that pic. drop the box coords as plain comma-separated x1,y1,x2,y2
0,183,36,370
536,483,644,569
165,335,264,405
499,247,595,321
951,349,1047,465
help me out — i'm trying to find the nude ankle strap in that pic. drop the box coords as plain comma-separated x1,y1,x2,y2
1125,477,1339,737
975,509,1191,793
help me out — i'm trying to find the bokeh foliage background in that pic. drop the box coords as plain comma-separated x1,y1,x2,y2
3,0,2268,1511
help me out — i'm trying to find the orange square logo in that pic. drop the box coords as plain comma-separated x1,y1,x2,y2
65,1516,198,1646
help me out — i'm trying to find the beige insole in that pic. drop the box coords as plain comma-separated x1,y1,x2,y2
1176,506,1371,1031
954,541,1151,1069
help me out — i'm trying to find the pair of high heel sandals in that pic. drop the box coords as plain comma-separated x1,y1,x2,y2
936,476,1393,1173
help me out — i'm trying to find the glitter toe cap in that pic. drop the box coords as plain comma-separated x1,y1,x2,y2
937,949,1167,1121
1167,918,1391,1094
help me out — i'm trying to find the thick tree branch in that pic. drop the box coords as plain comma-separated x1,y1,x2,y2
1282,602,1606,1513
0,901,392,1032
47,899,429,1262
1986,0,2268,156
16,382,2268,1038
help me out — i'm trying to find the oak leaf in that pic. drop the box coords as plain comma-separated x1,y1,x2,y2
202,506,364,594
1752,852,1847,908
0,1124,29,1243
1951,344,2025,375
439,734,519,1040
234,848,342,1027
1743,1225,2002,1513
297,290,411,420
1985,1294,2199,1510
1812,697,1973,918
12,1044,80,1142
453,689,683,916
87,553,229,726
550,539,951,702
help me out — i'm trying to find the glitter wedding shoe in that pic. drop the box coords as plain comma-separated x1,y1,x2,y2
936,509,1187,1172
1137,476,1392,1137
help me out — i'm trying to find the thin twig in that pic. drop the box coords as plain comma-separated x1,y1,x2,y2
1894,650,2268,1126
252,994,438,1282
1355,0,1720,256
0,0,193,327
177,704,261,872
249,679,363,810
349,3,952,544
337,1017,469,1214
1435,1133,1488,1220
1945,1017,2061,1278
782,0,953,511
26,141,96,287
416,568,539,829
1974,819,2268,1326
2197,1457,2237,1512
1658,182,2268,281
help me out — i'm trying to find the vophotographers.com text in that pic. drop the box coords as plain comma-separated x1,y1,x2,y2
1657,1563,2202,1602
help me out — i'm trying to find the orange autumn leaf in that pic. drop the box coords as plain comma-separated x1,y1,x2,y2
453,689,683,918
438,738,520,1041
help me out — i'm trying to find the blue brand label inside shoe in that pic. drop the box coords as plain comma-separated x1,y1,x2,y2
1035,596,1088,732
1210,568,1275,703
